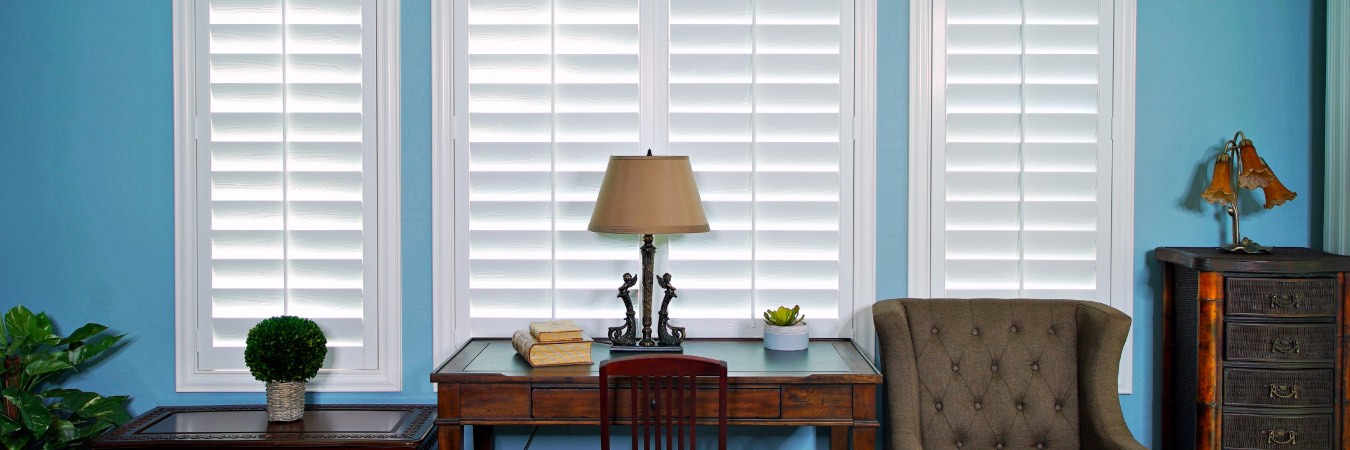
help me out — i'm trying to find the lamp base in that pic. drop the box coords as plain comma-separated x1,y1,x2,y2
608,344,684,353
1220,237,1271,254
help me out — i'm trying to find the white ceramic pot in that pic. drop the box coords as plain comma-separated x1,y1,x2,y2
763,324,809,351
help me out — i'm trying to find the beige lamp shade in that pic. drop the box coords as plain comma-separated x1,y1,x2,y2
588,155,710,234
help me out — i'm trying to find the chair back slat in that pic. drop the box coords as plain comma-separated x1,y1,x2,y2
599,354,728,450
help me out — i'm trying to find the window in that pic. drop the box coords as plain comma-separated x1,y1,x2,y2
432,0,877,361
908,0,1135,391
173,0,401,391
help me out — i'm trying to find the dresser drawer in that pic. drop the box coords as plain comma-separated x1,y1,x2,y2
1225,323,1336,363
1222,368,1335,407
1227,277,1338,318
1222,413,1332,449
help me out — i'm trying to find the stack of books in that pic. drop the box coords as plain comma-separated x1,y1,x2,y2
511,320,593,367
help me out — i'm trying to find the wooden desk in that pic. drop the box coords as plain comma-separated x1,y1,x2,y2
431,338,882,450
89,404,436,449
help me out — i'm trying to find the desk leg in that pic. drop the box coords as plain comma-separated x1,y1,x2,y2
850,427,876,450
472,425,495,450
439,425,463,450
830,426,849,449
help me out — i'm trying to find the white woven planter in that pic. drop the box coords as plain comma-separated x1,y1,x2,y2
265,381,306,422
763,324,809,351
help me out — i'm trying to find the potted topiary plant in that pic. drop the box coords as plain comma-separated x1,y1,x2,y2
1,305,131,450
244,316,326,422
762,305,808,351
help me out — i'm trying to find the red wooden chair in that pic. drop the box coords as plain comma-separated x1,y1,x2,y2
598,354,728,450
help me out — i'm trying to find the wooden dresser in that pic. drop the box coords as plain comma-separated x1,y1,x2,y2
1158,247,1350,450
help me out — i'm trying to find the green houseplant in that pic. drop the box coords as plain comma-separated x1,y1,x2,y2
762,305,808,351
0,305,130,450
244,316,326,422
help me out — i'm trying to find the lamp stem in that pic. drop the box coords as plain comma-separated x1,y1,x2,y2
639,234,656,346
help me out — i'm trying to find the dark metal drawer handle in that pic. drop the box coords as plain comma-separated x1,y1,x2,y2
1266,383,1300,399
1270,338,1300,354
1261,429,1297,445
1270,293,1302,308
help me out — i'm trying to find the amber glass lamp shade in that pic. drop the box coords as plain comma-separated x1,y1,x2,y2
1201,154,1237,205
1261,175,1297,209
588,156,710,235
1237,139,1276,189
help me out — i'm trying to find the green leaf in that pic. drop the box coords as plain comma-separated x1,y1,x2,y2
24,358,74,377
51,390,101,414
80,396,131,424
2,387,53,437
0,414,19,437
59,323,108,347
49,419,78,446
3,306,36,343
1,432,30,450
68,334,123,366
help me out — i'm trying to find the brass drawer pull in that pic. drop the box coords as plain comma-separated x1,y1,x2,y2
1266,383,1300,399
1270,338,1300,354
1262,429,1297,445
1269,293,1301,308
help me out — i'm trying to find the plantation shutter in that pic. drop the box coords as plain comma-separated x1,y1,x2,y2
197,0,378,371
932,0,1112,300
457,0,851,337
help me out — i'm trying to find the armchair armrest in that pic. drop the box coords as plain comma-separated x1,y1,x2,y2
1075,302,1147,450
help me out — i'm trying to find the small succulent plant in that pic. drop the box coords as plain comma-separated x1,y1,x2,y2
762,305,806,327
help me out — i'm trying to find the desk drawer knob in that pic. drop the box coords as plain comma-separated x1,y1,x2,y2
1270,338,1300,354
1270,293,1301,308
1262,429,1297,445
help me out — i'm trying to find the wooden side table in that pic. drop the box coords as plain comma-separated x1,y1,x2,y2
1157,247,1350,450
89,404,436,449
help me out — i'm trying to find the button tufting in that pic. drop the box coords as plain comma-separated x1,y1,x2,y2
996,444,1004,450
952,364,959,372
1010,326,1018,333
991,364,998,372
955,442,963,449
1048,327,1056,335
1031,363,1039,371
1016,403,1024,411
1037,444,1045,449
935,402,943,410
1055,403,1062,411
974,402,982,410
971,328,979,336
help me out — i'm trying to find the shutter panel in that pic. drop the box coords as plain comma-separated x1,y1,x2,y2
199,0,377,370
458,0,850,337
935,0,1110,301
665,0,846,336
462,0,643,334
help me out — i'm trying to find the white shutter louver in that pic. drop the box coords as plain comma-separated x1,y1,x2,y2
935,0,1111,301
200,0,378,371
457,0,851,338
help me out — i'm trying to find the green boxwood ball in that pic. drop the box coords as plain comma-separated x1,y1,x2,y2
244,315,328,382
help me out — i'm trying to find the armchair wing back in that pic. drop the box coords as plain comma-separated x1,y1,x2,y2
872,298,1144,450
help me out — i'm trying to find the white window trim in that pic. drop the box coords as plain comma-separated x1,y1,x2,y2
1328,2,1350,256
430,0,879,365
172,0,402,392
907,0,1136,393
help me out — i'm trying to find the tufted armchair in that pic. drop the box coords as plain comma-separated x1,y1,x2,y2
872,298,1144,450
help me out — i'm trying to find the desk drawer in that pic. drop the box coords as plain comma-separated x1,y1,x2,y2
1222,368,1335,407
1226,278,1338,318
1222,413,1332,449
1225,323,1336,362
532,387,781,419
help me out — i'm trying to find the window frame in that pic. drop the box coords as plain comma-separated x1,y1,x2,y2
907,0,1136,393
172,0,402,392
431,0,879,364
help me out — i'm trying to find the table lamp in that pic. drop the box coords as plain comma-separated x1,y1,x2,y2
589,151,709,352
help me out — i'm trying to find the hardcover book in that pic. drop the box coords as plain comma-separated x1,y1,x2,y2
528,320,585,343
512,330,593,367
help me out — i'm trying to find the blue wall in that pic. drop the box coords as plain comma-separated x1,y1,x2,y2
0,0,1325,448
